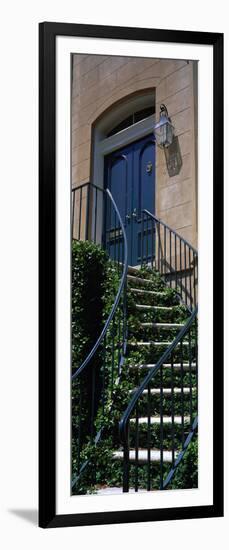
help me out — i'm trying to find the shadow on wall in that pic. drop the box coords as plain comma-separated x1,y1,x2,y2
9,509,38,526
164,136,183,177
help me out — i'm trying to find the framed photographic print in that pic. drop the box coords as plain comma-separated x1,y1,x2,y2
39,22,224,528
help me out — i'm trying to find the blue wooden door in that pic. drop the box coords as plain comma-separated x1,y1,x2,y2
104,134,155,266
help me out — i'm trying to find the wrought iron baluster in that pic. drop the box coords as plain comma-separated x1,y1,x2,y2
147,384,151,491
117,220,122,373
130,206,133,266
85,184,90,241
72,189,75,239
151,219,154,268
90,364,96,441
160,364,164,489
175,234,177,292
118,219,121,277
180,239,182,301
189,247,192,309
169,230,172,287
141,214,144,267
184,243,187,306
102,334,106,416
188,327,193,426
123,427,130,493
171,351,175,467
77,378,82,474
114,210,117,263
158,222,161,273
94,187,98,243
195,316,198,401
193,253,197,307
180,339,185,448
78,186,82,240
135,402,139,492
111,318,115,393
108,191,112,257
117,300,121,374
121,238,126,370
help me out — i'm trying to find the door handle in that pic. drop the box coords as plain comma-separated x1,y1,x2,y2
132,209,137,219
146,161,153,174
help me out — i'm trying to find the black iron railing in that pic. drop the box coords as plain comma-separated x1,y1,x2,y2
71,183,128,490
71,182,198,493
72,182,103,243
140,210,198,310
119,211,198,491
119,307,198,492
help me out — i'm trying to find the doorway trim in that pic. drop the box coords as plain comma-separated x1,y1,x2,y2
91,91,156,245
92,91,156,191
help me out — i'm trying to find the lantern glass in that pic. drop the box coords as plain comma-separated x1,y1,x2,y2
154,110,174,148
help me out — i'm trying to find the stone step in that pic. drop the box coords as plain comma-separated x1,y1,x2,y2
135,304,173,311
130,416,191,425
127,265,143,275
130,387,193,395
127,275,155,286
129,341,190,347
113,449,178,463
130,288,166,296
128,362,197,371
141,322,185,329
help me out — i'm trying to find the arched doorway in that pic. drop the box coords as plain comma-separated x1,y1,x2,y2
92,91,156,266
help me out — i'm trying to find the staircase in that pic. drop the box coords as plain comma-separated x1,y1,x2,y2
71,183,198,494
111,265,197,492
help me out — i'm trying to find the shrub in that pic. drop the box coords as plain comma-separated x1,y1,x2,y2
170,438,198,490
72,240,120,490
72,240,109,371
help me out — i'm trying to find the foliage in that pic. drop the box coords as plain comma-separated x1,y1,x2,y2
72,240,114,486
72,240,122,492
71,249,198,494
170,437,198,490
72,240,109,371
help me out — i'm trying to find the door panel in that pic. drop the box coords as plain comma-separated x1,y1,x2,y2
104,134,155,265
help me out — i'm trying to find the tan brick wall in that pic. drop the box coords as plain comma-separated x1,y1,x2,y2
155,61,198,248
72,54,198,248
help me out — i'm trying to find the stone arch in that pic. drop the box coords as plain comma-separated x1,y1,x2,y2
91,87,157,191
89,85,159,133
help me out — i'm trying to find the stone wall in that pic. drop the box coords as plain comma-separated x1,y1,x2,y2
72,54,198,248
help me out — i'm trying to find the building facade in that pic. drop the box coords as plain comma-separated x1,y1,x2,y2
71,54,199,494
71,54,198,251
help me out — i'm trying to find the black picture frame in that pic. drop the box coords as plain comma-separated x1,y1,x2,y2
39,22,224,528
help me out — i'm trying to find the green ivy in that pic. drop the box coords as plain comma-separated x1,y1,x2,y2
72,247,198,494
72,240,121,492
170,438,198,490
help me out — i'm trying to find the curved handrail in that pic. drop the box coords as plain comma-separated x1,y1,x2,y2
141,208,198,311
163,415,198,489
119,210,198,490
143,209,198,255
72,187,128,381
119,306,198,444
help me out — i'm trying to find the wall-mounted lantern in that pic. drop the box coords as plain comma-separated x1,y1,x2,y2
154,104,174,148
